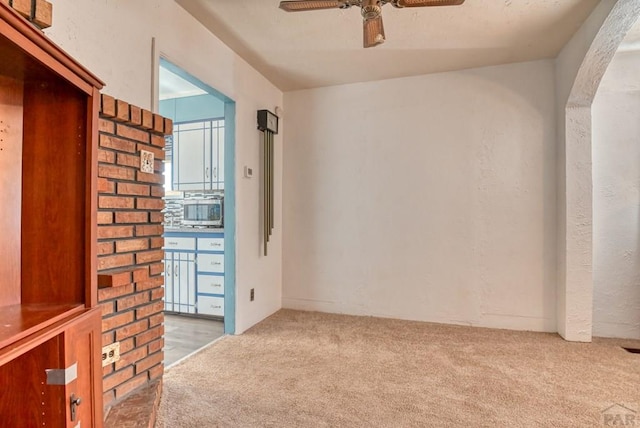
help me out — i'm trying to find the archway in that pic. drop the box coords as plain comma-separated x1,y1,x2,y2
558,0,640,341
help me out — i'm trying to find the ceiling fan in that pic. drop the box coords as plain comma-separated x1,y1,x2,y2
279,0,465,48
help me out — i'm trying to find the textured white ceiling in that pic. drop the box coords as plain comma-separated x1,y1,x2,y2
159,65,206,100
176,0,600,91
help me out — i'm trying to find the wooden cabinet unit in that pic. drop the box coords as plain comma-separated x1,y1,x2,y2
0,4,104,427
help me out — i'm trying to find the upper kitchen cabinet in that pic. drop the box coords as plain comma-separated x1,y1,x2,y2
0,4,103,426
172,118,225,191
158,71,226,192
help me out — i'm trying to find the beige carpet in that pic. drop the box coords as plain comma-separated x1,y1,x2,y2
156,310,640,427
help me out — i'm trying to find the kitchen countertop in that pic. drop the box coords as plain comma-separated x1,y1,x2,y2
164,227,224,234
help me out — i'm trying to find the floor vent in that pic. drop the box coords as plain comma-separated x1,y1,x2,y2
622,347,640,354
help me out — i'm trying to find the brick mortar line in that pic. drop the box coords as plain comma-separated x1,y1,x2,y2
101,303,164,316
99,129,168,138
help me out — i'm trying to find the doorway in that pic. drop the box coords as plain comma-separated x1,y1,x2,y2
157,58,236,366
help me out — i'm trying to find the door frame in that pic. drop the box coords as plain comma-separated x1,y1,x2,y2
152,46,237,335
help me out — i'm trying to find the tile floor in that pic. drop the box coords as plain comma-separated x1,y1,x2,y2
164,313,224,367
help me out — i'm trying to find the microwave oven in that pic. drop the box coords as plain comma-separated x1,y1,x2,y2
182,198,223,227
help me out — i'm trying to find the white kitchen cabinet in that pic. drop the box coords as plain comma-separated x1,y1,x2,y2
197,237,224,251
164,254,174,312
198,274,224,295
172,119,225,191
163,251,196,314
215,125,225,190
164,236,196,251
198,253,224,274
177,253,196,313
164,231,225,318
195,235,224,317
173,121,210,191
197,296,224,317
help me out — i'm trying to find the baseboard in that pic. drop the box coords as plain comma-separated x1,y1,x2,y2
283,297,556,333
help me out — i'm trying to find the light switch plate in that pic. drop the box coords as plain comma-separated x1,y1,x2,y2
244,166,253,178
140,150,154,174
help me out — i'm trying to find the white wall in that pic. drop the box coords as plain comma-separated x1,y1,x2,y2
553,0,630,341
283,60,557,332
593,51,640,339
44,0,283,334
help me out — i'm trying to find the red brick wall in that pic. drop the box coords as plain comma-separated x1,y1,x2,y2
1,0,53,29
97,94,171,408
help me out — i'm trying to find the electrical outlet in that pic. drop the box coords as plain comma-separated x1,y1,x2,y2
140,150,154,174
250,288,255,301
101,342,121,367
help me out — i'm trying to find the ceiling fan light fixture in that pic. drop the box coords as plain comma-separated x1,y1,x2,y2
364,15,385,48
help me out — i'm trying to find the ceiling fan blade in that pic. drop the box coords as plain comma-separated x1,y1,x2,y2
395,0,464,7
363,15,385,48
279,1,343,12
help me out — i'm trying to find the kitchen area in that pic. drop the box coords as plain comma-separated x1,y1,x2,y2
159,59,230,365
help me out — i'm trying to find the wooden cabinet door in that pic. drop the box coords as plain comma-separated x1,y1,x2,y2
0,309,102,427
62,308,103,428
0,335,66,426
